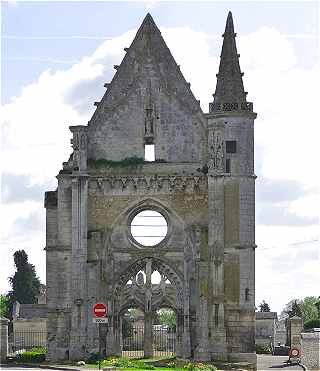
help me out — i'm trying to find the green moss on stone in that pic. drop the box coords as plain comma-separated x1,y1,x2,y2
88,156,145,169
200,281,208,297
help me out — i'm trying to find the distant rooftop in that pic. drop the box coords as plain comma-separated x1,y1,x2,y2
17,304,48,319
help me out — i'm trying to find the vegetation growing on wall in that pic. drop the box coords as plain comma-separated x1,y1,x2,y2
88,157,167,170
88,157,145,169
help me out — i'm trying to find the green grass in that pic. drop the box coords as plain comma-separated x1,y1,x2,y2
120,368,184,371
84,367,183,371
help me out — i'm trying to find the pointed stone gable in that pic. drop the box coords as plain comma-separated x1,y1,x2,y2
210,12,253,113
87,14,206,162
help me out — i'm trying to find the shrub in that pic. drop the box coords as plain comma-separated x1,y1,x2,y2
255,344,272,354
16,350,46,363
99,357,157,369
87,352,101,364
132,360,155,369
183,362,217,371
167,361,176,368
30,347,47,353
101,357,134,368
304,318,320,330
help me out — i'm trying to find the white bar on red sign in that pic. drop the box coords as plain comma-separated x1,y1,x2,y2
93,318,108,324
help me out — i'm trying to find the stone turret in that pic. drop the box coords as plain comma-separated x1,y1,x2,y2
204,11,257,364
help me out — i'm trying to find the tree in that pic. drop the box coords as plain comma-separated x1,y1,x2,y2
299,296,319,322
0,295,10,318
7,250,41,304
157,308,176,330
315,297,320,318
258,300,271,312
286,300,303,318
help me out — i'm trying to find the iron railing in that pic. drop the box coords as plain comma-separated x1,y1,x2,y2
13,331,47,352
122,325,176,358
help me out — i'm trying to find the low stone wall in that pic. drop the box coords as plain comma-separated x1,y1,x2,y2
301,332,320,370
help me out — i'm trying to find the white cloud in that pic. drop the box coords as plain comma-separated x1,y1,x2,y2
144,0,159,10
0,24,318,314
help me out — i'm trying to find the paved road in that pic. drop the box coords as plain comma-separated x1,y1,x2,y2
257,355,302,371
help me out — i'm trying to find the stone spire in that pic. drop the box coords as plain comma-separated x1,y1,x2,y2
210,11,253,113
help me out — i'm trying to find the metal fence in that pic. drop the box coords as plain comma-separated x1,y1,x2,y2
122,326,144,358
122,325,175,358
13,331,47,352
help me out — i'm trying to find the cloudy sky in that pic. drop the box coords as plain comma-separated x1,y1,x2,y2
1,0,319,314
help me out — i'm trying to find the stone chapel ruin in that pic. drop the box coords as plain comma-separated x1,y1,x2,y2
45,12,257,364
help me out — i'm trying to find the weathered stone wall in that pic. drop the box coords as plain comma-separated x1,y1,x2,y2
255,313,278,347
301,332,320,370
45,182,73,361
290,316,303,348
0,317,9,362
13,319,47,333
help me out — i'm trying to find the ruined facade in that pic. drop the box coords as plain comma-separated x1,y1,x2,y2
45,12,257,364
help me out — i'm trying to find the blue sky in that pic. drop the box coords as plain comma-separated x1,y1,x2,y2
1,1,319,314
2,1,318,103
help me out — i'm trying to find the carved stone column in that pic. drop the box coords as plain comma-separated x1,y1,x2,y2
106,313,116,356
69,175,89,360
207,121,227,359
0,317,9,362
87,231,102,355
69,126,89,360
195,261,210,361
113,314,122,356
182,260,191,358
175,309,184,358
144,259,153,357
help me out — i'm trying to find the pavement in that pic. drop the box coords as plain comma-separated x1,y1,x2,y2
257,355,304,371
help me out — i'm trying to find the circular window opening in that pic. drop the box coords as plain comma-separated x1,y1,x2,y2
130,210,168,247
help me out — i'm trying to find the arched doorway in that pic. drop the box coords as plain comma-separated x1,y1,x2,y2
153,307,176,357
111,258,183,358
121,307,145,358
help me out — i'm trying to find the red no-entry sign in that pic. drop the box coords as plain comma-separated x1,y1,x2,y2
93,303,107,318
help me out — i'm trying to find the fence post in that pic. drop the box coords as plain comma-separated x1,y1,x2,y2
0,317,9,362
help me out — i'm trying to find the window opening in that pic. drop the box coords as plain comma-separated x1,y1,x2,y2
245,288,250,301
145,144,155,161
226,140,237,153
131,210,168,246
226,159,231,173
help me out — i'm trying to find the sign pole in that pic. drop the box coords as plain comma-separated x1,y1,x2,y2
93,303,108,368
98,322,101,370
